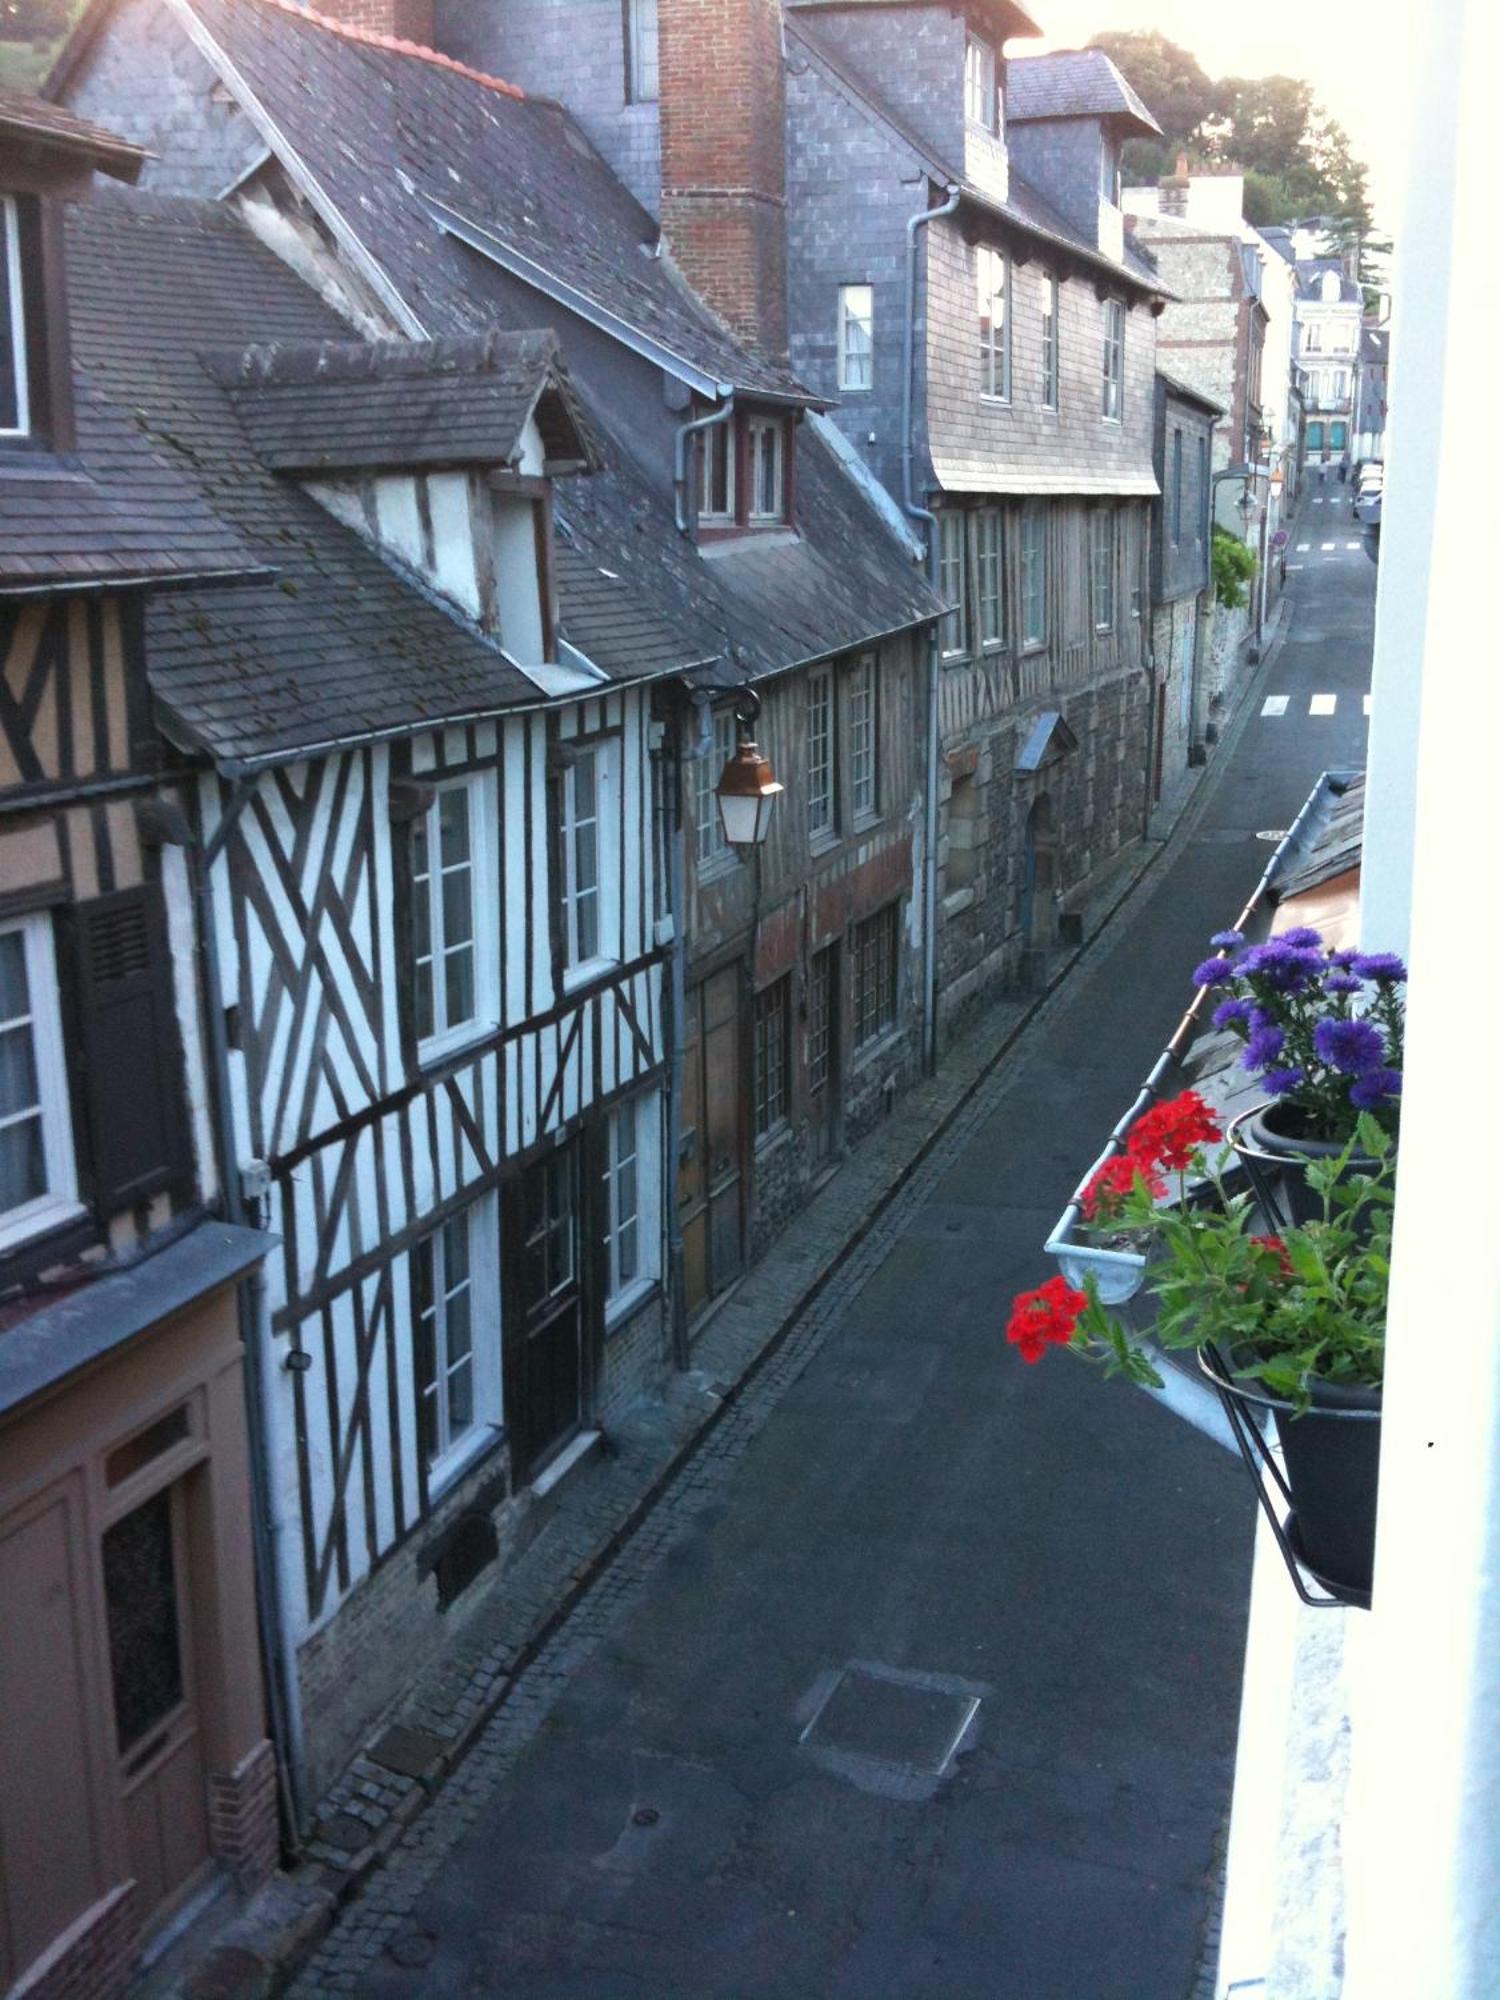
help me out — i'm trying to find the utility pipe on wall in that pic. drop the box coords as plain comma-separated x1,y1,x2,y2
673,394,736,535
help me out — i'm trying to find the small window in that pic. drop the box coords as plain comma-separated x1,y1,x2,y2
604,1089,661,1316
747,418,785,522
0,195,28,439
1304,322,1323,353
414,1199,499,1475
965,32,997,132
698,421,735,524
625,0,659,103
1020,506,1047,648
976,508,1004,649
1041,274,1059,411
1098,137,1119,205
1090,509,1115,631
1171,429,1183,548
560,742,619,978
807,666,835,841
1101,299,1124,421
753,977,791,1138
413,778,495,1059
838,284,874,392
938,511,967,659
848,654,877,821
0,913,78,1249
693,705,738,869
977,245,1010,400
852,903,899,1049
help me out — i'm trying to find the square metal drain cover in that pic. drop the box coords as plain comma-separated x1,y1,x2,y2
797,1661,986,1800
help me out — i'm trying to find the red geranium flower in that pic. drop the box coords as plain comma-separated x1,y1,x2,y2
1250,1234,1296,1279
1006,1275,1088,1364
1082,1153,1167,1220
1127,1090,1223,1174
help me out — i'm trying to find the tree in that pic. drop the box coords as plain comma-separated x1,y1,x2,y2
1088,29,1219,144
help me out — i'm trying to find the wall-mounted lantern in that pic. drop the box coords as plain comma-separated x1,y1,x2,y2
715,686,783,848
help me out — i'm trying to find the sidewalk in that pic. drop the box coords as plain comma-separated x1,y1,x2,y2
157,628,1285,2000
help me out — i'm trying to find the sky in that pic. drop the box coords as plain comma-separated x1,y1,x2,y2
1024,0,1418,237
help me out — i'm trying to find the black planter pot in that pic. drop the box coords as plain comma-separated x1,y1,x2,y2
1232,1101,1379,1229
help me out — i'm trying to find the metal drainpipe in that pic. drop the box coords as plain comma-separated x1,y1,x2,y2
902,184,961,1077
673,395,736,534
195,779,309,1840
659,703,692,1371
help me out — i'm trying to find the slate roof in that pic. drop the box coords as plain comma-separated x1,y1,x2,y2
1005,50,1161,137
166,0,938,688
786,16,1166,297
179,0,812,403
62,191,699,766
1157,369,1224,418
1295,259,1362,304
205,329,594,475
786,0,1043,37
1360,326,1388,363
0,85,145,178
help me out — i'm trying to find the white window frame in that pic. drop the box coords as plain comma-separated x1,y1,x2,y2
604,1089,661,1322
747,417,785,523
412,1195,501,1489
413,773,498,1065
698,420,735,524
693,704,738,872
1304,321,1323,353
938,511,967,659
977,245,1010,401
965,32,997,132
625,0,659,104
1041,274,1059,411
0,196,29,440
806,666,836,842
0,912,80,1251
1020,506,1046,649
1101,299,1124,422
1090,509,1116,631
976,507,1004,650
848,653,878,822
561,738,621,986
837,283,874,393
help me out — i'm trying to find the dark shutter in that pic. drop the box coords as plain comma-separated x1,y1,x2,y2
67,886,191,1212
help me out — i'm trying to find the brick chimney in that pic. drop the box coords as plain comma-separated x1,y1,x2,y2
1159,151,1191,218
312,0,434,46
657,0,787,360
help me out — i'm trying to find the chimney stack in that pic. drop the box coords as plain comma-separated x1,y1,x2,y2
657,0,787,360
311,0,434,46
1160,151,1190,218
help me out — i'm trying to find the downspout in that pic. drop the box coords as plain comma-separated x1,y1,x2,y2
659,700,691,1371
195,779,309,1840
674,394,736,534
902,182,961,1077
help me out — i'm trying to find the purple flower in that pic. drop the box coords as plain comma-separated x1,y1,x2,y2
1210,930,1246,951
1248,1006,1276,1032
1193,957,1236,987
1278,926,1324,949
1328,950,1359,970
1212,998,1253,1031
1263,1067,1307,1097
1313,1017,1386,1075
1237,942,1322,993
1349,1067,1403,1111
1243,1024,1286,1070
1353,952,1407,984
1324,974,1362,995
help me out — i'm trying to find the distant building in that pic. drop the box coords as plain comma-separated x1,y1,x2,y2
1150,373,1220,781
1293,260,1363,468
1354,320,1389,463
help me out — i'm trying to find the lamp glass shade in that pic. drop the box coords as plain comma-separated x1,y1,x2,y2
716,740,784,847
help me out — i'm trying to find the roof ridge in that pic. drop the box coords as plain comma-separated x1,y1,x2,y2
247,0,525,101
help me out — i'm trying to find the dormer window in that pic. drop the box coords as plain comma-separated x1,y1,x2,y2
965,33,997,134
1,196,28,438
699,421,735,523
695,410,792,534
748,418,783,521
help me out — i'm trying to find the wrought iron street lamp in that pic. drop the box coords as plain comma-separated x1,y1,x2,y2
715,687,783,848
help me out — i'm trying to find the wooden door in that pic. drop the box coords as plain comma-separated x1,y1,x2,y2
510,1140,584,1478
806,945,840,1171
678,967,744,1320
103,1480,211,1929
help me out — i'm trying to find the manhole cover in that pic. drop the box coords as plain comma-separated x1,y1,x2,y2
800,1663,981,1776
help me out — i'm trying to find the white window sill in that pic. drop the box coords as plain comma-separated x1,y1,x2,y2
417,1020,498,1070
563,954,621,997
0,1192,86,1255
851,1024,903,1072
940,651,970,667
605,1275,660,1333
809,828,841,857
695,851,739,885
426,1422,504,1504
979,392,1011,406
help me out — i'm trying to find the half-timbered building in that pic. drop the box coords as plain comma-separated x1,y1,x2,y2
0,99,281,2000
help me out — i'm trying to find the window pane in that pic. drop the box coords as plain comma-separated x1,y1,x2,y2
0,929,27,1019
575,887,599,963
439,788,470,868
0,1019,38,1120
839,285,873,390
443,1212,469,1287
0,200,25,436
445,941,474,1026
0,1115,44,1212
103,1489,184,1753
441,865,473,948
807,671,834,833
447,1354,473,1435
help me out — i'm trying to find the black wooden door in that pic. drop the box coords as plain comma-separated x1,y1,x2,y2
511,1140,584,1478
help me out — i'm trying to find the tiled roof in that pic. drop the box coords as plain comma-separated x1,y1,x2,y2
206,329,594,474
62,190,669,766
1005,51,1161,136
0,84,145,179
1295,260,1362,304
1157,370,1224,417
179,0,813,401
1360,326,1388,362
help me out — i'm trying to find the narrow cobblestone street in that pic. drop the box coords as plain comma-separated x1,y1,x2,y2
290,493,1375,2000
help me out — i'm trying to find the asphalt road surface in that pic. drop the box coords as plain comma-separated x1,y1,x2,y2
341,493,1374,2000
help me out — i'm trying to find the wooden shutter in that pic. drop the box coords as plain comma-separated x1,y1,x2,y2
66,886,191,1212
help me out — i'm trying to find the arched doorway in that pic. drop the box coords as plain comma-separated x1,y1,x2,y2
1020,793,1057,949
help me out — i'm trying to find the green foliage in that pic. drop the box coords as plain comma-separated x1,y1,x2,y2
1211,525,1257,609
1074,1121,1395,1410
